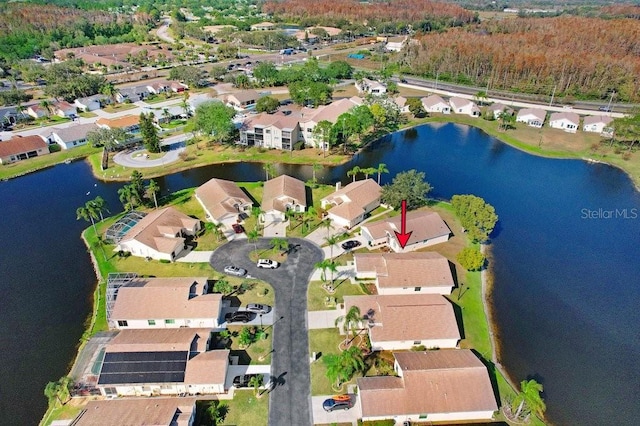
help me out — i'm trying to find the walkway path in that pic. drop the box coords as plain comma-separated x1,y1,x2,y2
176,250,213,263
112,146,184,168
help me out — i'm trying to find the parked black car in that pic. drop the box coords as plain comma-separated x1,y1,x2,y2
232,373,263,388
341,240,361,250
225,311,254,323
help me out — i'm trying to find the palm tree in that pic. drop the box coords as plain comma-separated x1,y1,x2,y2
117,185,135,211
319,218,333,237
314,259,333,283
511,379,546,421
324,260,338,285
347,165,361,182
251,206,262,231
270,237,288,254
302,206,317,233
206,400,228,425
76,204,98,234
362,167,377,180
248,374,264,396
88,196,108,221
376,163,389,185
146,179,160,209
247,229,259,253
263,163,277,180
211,222,224,241
322,346,365,388
162,108,171,124
311,162,322,185
285,208,297,230
100,82,118,105
44,376,73,408
324,234,339,259
335,305,362,346
39,99,52,118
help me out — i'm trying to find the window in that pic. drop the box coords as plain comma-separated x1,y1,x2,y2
413,341,421,345
117,320,128,327
103,387,117,396
148,320,156,326
265,129,271,134
165,319,175,325
414,287,421,292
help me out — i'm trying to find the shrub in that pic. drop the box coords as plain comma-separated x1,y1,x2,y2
457,246,486,271
159,259,171,263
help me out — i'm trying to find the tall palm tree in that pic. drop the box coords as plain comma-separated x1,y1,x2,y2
314,259,333,283
117,185,135,211
312,162,322,184
322,346,365,388
88,196,108,222
76,204,98,234
39,99,52,118
285,208,297,231
250,206,262,231
206,400,228,425
319,218,333,237
376,163,389,185
512,379,546,421
146,179,160,209
347,165,360,182
100,82,118,105
248,374,264,396
302,206,317,233
335,305,362,346
247,229,259,253
162,108,171,124
324,234,339,259
362,167,377,180
270,237,288,254
263,163,277,180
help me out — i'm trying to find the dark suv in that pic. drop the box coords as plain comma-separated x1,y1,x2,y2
225,311,254,323
232,373,263,388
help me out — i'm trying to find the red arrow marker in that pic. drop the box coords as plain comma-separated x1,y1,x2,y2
394,199,412,249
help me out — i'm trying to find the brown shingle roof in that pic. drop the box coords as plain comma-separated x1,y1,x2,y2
262,174,306,213
354,252,454,289
110,277,221,321
184,350,229,384
549,111,580,124
322,179,381,221
227,89,259,104
421,94,447,108
343,294,460,343
362,210,450,246
0,135,48,158
72,398,197,426
583,115,613,126
96,114,140,129
50,123,98,143
107,328,212,353
120,207,198,255
358,350,498,418
195,178,252,221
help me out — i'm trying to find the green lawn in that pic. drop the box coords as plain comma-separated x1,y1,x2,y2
226,325,273,365
41,404,83,426
307,279,367,311
195,392,268,426
102,103,137,113
0,144,101,180
310,329,350,395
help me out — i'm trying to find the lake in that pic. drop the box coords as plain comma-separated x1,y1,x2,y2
1,122,638,425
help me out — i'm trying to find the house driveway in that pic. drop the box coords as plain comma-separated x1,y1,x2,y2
209,238,324,426
307,310,344,330
311,394,362,425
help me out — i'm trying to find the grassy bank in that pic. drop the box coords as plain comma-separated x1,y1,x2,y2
0,144,100,181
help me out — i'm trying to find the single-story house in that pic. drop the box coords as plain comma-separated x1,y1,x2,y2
47,123,98,150
96,115,141,133
26,105,48,119
360,210,450,253
583,115,614,134
170,81,188,93
0,135,49,165
195,178,253,225
71,397,197,426
353,252,455,295
75,94,108,112
357,350,498,423
261,175,306,222
115,207,201,261
488,103,514,119
342,294,460,350
224,90,260,111
516,108,546,128
449,97,481,117
320,179,382,229
394,96,410,113
356,78,387,96
189,95,221,114
421,95,450,114
116,85,150,103
250,21,276,31
109,276,222,330
52,101,77,118
146,80,171,94
549,111,580,133
97,328,228,396
141,105,188,124
386,36,407,52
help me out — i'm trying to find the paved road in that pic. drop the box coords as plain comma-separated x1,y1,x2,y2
209,238,324,426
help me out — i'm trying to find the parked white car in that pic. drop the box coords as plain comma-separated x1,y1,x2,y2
256,259,279,269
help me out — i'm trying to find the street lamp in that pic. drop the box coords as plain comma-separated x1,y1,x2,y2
260,314,263,331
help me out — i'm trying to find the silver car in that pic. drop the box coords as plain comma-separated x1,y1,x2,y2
245,303,271,314
224,265,246,277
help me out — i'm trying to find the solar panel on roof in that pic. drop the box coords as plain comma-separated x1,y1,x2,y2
97,351,188,385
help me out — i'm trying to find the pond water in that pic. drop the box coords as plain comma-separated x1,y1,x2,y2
1,122,638,425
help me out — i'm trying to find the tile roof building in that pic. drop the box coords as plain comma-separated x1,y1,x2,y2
96,115,141,133
71,397,197,426
0,135,49,165
115,207,200,261
357,350,498,423
354,252,455,295
321,179,381,228
109,276,222,330
46,123,98,150
195,178,253,224
360,210,450,253
421,95,451,114
343,294,460,350
261,175,306,222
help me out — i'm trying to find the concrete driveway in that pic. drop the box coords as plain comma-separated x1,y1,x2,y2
209,238,324,426
311,394,362,425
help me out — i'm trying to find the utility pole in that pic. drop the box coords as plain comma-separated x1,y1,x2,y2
607,91,616,113
549,85,556,108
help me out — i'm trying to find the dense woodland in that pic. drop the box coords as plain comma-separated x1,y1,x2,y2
263,0,477,31
402,16,640,101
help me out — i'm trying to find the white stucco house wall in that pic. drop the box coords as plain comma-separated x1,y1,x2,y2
449,97,481,117
583,115,614,134
516,108,546,128
320,179,381,229
549,112,580,133
421,95,450,114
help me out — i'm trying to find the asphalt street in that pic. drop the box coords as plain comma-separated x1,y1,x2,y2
209,237,324,426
